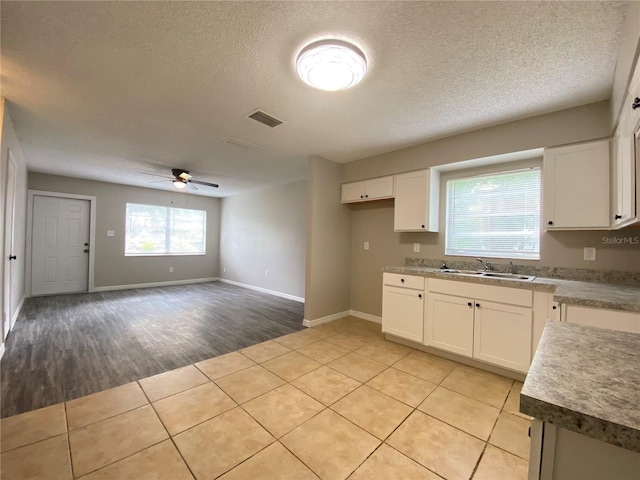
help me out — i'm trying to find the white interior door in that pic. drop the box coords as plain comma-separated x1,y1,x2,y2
3,154,17,339
31,195,90,296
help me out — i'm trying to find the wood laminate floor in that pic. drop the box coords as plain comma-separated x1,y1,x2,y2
0,282,304,418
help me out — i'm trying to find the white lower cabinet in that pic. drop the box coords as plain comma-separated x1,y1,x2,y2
563,304,640,334
425,293,474,357
424,279,534,373
382,274,424,343
473,300,532,372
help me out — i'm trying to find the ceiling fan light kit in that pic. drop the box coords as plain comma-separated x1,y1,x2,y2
296,39,367,91
141,169,219,190
173,179,188,189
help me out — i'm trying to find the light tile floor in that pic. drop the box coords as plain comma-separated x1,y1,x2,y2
0,316,530,480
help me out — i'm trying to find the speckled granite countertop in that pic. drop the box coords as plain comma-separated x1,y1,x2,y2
383,266,640,312
520,321,640,453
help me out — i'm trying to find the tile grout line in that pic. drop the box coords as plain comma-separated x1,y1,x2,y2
138,380,199,480
64,402,76,480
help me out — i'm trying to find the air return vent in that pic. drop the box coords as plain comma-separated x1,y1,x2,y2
223,137,258,149
247,109,285,128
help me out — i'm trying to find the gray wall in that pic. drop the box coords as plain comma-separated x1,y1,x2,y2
1,101,29,342
304,156,351,321
343,102,640,317
28,173,221,288
219,180,306,299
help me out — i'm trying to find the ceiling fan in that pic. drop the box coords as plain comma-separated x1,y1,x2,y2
141,169,219,190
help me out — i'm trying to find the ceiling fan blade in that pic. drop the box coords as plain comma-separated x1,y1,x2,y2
189,179,219,188
140,172,173,179
149,179,171,183
187,182,199,191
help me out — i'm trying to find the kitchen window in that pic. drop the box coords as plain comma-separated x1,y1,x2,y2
125,203,206,256
445,168,541,259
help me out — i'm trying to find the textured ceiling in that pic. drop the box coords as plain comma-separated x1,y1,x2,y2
0,1,627,197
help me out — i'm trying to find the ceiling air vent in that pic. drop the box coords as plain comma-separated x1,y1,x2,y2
247,109,285,128
223,137,258,149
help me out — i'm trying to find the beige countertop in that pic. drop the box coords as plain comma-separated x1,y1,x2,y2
383,266,640,313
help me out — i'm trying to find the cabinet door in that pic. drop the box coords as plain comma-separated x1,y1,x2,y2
365,176,394,200
473,300,532,373
382,286,424,342
394,169,439,232
630,63,640,129
425,293,473,357
341,181,366,203
565,305,640,334
612,107,636,228
543,139,610,230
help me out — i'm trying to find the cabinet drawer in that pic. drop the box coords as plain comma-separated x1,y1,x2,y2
428,278,532,307
383,273,424,290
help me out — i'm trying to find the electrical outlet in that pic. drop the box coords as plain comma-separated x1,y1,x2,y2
364,241,369,251
169,266,174,272
223,267,226,273
584,247,596,261
265,269,269,277
413,243,420,253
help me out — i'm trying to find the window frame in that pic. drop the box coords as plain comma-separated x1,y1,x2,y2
124,202,207,257
443,161,542,261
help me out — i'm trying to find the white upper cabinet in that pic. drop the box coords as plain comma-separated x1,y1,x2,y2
612,106,636,228
341,176,394,203
543,139,611,230
630,60,640,129
394,169,440,232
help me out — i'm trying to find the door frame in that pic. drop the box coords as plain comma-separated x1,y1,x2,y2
3,151,17,338
26,190,97,297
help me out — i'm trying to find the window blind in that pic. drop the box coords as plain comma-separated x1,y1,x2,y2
445,168,541,259
125,203,206,256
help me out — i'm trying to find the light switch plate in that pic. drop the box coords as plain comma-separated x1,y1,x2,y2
364,241,369,251
413,243,420,253
107,230,115,237
584,247,596,261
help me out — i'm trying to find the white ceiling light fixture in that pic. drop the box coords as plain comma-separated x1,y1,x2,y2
173,179,187,189
296,39,367,91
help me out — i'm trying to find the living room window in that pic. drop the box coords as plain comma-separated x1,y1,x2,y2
445,168,541,260
125,203,206,256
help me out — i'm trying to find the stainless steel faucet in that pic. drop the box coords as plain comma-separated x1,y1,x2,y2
476,258,492,271
508,261,514,274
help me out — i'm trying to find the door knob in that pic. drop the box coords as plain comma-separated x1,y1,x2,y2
8,255,16,260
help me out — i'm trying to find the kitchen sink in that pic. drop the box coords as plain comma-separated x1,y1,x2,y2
440,269,536,281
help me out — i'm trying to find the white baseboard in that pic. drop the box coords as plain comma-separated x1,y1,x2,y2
0,342,4,361
349,310,382,324
302,310,351,327
11,296,25,330
92,277,220,292
218,278,305,303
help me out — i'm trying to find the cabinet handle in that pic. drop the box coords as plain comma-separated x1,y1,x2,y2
421,224,425,228
475,303,480,308
467,302,473,307
8,255,16,261
614,214,622,220
633,97,640,110
400,278,404,283
365,194,369,198
552,305,557,310
418,294,422,298
360,195,364,198
548,221,553,225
